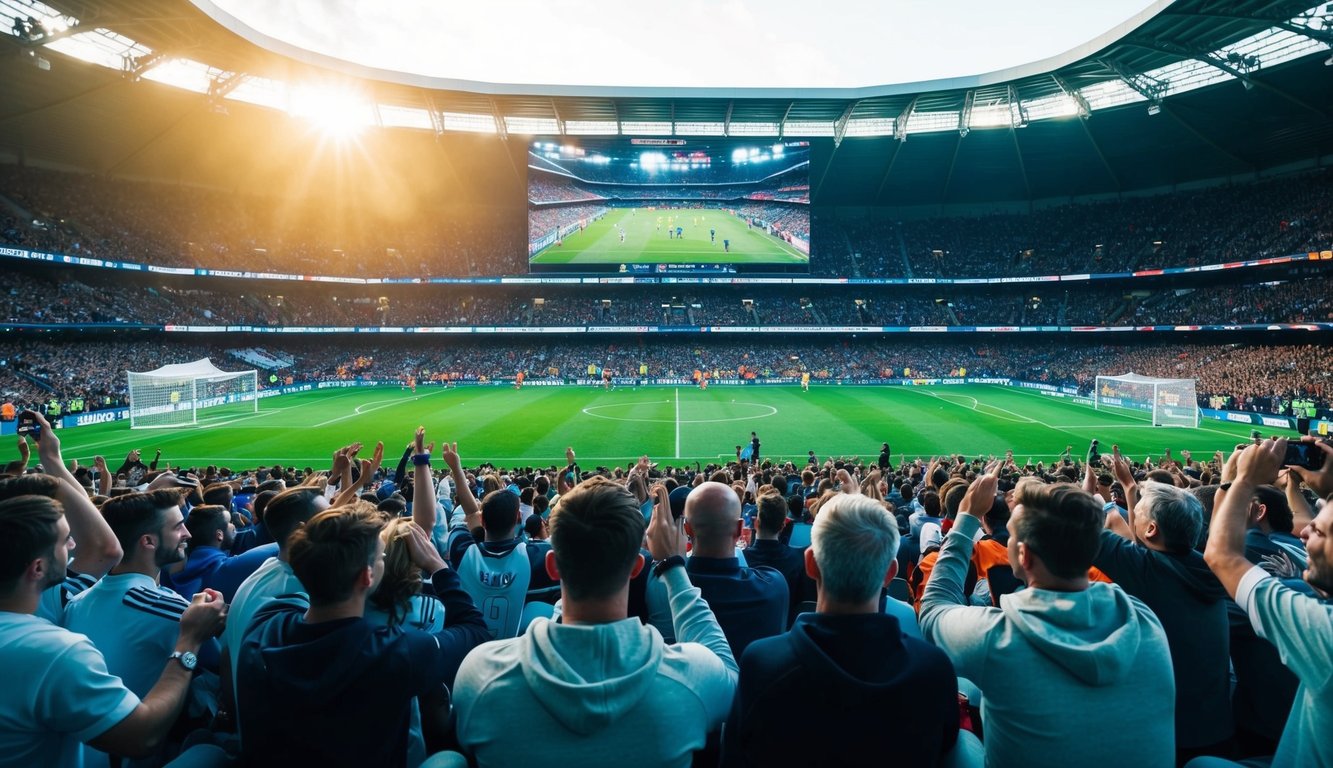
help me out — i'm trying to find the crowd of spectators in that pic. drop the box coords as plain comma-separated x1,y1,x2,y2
734,202,810,241
2,371,1330,767
825,170,1333,278
526,205,609,242
0,166,528,277
7,274,1328,330
4,165,1327,281
2,339,1328,419
526,173,607,204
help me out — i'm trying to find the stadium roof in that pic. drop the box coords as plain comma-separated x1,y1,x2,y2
0,0,1330,204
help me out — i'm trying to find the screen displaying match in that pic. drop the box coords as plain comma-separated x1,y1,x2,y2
527,138,810,273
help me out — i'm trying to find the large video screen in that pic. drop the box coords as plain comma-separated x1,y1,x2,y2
527,138,810,273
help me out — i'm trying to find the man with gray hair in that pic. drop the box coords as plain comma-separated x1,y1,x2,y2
722,493,959,767
1093,477,1234,762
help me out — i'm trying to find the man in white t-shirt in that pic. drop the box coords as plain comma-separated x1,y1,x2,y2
0,493,226,768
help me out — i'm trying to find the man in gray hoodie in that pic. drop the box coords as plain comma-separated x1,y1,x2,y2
452,476,738,768
919,468,1176,768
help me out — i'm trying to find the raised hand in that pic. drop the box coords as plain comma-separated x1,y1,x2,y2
1290,438,1333,497
646,481,687,561
959,462,1000,518
402,522,446,574
441,442,461,473
1233,438,1287,486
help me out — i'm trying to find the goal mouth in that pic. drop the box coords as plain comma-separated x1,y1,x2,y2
127,359,259,429
1094,373,1198,428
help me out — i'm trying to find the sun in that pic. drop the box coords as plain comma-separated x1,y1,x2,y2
287,85,372,139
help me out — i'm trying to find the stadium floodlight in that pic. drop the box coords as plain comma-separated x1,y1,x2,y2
127,359,259,430
1094,373,1199,428
1147,102,1162,116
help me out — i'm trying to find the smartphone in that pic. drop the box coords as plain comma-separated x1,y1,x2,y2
16,413,40,438
1284,441,1329,471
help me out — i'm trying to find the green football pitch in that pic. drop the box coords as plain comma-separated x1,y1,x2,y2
529,207,809,265
53,384,1293,470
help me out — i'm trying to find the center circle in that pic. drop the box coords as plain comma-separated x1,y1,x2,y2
581,401,778,424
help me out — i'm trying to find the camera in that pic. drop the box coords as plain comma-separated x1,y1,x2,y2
16,412,40,438
1283,440,1331,471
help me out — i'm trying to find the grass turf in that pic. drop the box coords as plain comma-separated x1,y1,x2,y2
52,384,1293,470
529,207,808,265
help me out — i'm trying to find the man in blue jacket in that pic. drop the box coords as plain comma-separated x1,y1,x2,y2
723,492,959,766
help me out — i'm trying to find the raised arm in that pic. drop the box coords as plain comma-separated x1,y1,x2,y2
441,440,480,527
646,482,737,682
4,435,30,476
411,427,438,532
557,446,577,496
918,469,1001,683
1205,438,1286,598
94,455,111,497
24,411,122,577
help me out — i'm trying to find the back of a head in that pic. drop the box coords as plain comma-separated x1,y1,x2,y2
548,476,646,601
265,486,331,547
252,489,279,522
755,490,788,535
369,516,423,619
920,489,942,519
288,502,384,604
1252,484,1293,534
481,490,521,538
0,494,63,588
203,483,233,507
185,504,229,550
811,494,900,604
1137,481,1204,554
939,479,968,521
685,481,743,546
377,496,408,517
1011,479,1103,580
100,490,182,556
0,473,60,502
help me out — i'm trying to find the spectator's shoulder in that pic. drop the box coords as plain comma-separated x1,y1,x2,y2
122,585,189,622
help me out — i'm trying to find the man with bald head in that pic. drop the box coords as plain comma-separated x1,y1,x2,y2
650,481,788,659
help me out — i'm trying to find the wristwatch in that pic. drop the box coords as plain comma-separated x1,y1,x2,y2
169,651,198,671
653,555,686,578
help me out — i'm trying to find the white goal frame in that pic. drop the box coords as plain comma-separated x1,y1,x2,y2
1094,373,1199,428
127,359,258,429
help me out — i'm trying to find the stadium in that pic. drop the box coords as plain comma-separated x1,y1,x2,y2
0,0,1331,766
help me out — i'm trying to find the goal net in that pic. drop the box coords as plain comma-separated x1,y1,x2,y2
127,359,258,429
1094,373,1198,428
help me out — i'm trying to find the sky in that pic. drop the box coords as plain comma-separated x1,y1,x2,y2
207,0,1167,90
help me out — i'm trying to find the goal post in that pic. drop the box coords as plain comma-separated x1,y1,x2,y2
127,359,258,429
1094,373,1199,428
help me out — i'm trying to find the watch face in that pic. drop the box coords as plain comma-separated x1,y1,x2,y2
178,651,198,670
